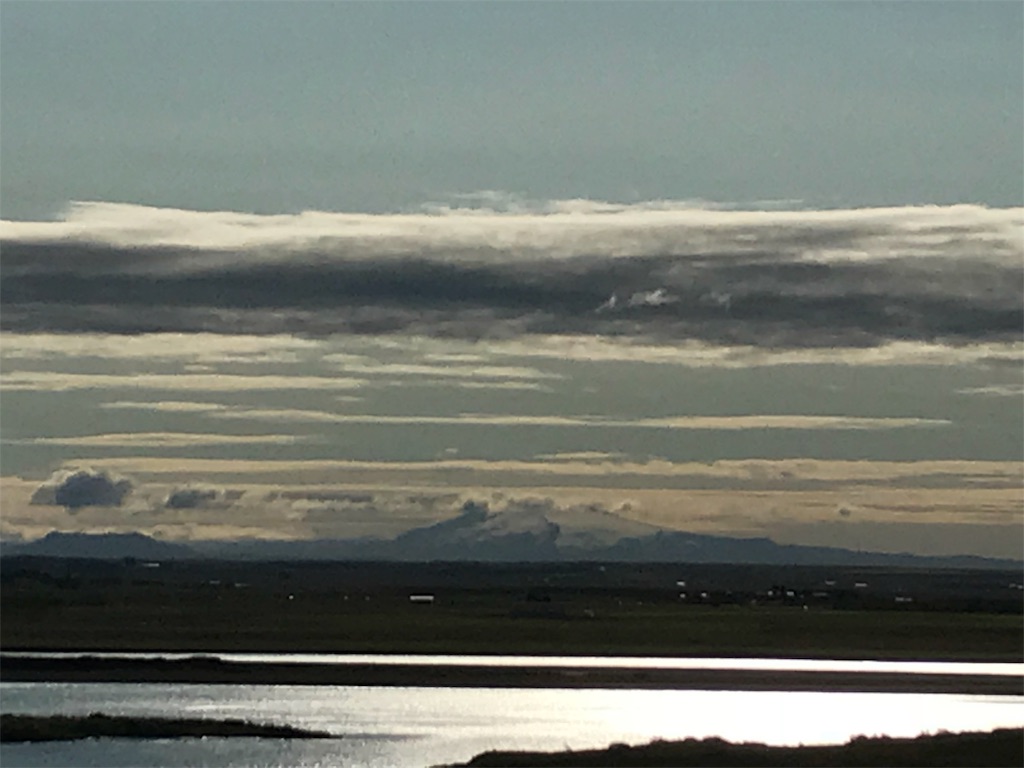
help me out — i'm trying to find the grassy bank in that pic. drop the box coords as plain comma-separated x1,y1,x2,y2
0,712,334,742
4,655,1019,694
452,728,1024,767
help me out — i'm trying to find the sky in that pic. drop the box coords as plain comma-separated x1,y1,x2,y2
0,1,1021,558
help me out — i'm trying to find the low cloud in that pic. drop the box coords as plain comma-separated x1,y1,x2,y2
30,468,133,509
322,359,559,381
165,487,221,509
8,332,1020,380
63,456,1024,491
956,384,1024,397
2,201,1019,349
533,451,629,462
207,407,950,431
102,401,229,413
22,432,311,447
1,372,364,393
5,462,1021,557
478,336,1024,369
0,332,319,364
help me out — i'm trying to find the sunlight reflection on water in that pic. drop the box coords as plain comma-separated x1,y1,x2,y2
2,682,1022,768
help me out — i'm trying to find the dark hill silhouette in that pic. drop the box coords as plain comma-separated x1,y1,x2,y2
8,532,195,561
2,512,1019,570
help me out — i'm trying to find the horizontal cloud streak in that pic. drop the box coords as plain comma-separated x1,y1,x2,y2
956,384,1024,397
0,332,320,363
321,358,560,381
101,401,229,413
3,200,1020,260
2,200,1020,348
1,372,364,392
478,336,1024,368
5,332,1020,372
50,456,1023,488
19,432,311,447
204,406,947,431
93,401,946,432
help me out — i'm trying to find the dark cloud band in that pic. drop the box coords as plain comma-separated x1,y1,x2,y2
2,202,1020,348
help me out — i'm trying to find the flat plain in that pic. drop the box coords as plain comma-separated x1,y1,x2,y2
2,558,1020,661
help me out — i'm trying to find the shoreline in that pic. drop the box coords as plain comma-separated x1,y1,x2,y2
3,646,1020,663
2,655,1020,695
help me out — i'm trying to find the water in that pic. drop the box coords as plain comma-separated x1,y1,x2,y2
2,682,1022,768
5,652,1020,677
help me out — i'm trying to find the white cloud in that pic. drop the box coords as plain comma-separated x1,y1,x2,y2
533,451,630,462
956,384,1024,397
1,372,365,392
323,359,562,381
204,407,946,431
447,381,552,391
633,415,949,430
58,456,1022,487
355,334,1024,370
477,336,1024,368
22,432,310,447
102,401,229,413
0,333,320,363
2,199,1019,264
5,332,1020,385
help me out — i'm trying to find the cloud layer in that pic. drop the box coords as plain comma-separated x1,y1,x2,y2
30,468,133,509
2,200,1020,348
6,458,1020,557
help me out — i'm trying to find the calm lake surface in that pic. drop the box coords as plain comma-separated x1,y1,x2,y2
2,679,1022,768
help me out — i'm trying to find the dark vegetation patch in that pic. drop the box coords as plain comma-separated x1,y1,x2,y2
454,728,1024,767
0,712,334,743
2,655,1018,695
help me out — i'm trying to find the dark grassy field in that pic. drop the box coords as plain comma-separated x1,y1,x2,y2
451,728,1024,767
2,559,1021,660
3,588,1021,660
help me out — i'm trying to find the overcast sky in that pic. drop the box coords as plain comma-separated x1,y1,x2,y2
0,1,1021,558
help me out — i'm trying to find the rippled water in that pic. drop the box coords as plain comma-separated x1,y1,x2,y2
2,682,1022,768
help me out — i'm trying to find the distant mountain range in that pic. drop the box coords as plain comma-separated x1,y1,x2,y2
2,531,195,561
2,505,1019,570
